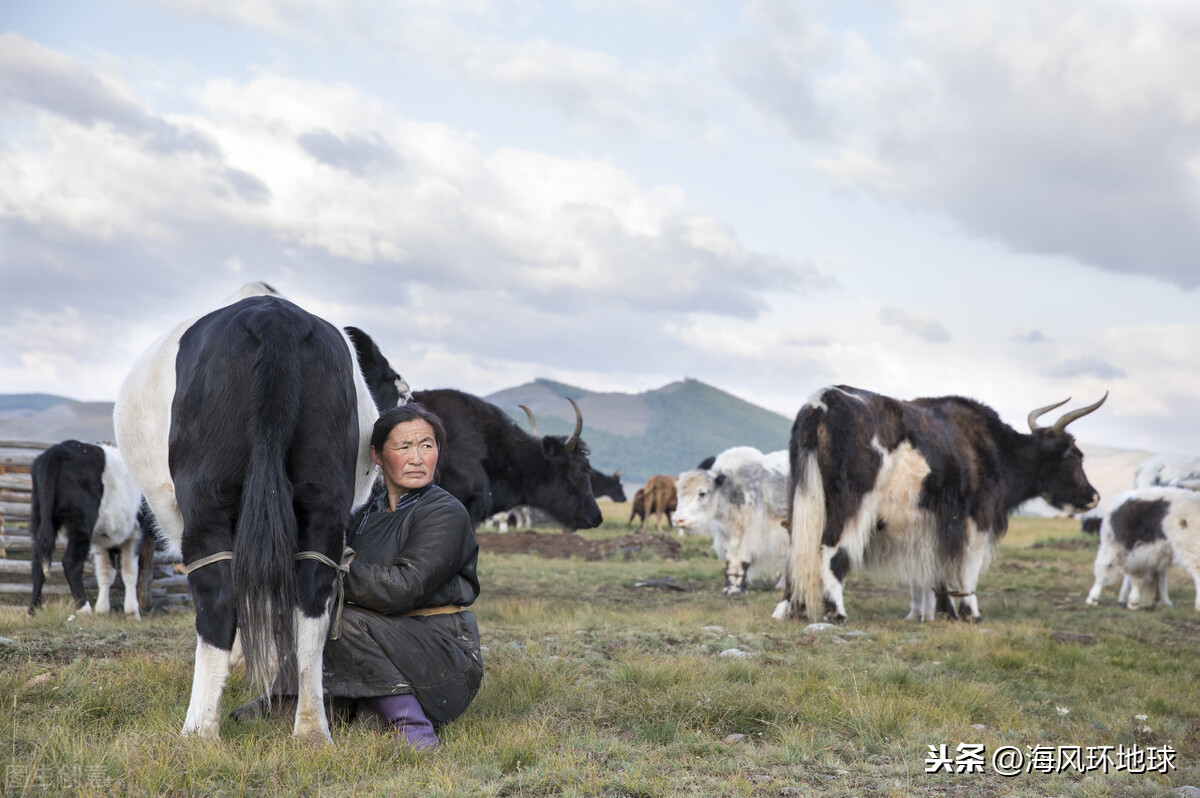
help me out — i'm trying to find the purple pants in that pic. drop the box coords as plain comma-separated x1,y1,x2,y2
361,694,439,750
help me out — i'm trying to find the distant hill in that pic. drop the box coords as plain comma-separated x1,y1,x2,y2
485,378,794,484
0,384,1155,504
0,394,117,444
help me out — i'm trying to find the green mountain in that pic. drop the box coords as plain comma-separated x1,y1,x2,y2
486,378,794,484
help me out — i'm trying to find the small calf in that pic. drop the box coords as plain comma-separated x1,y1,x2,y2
1086,487,1200,610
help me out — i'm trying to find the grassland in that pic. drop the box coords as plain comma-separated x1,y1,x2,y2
2,507,1197,797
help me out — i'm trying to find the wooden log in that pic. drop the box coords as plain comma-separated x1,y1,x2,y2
0,474,31,491
0,448,42,470
0,502,31,519
0,440,52,451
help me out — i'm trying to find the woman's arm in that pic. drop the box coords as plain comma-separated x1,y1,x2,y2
343,498,472,615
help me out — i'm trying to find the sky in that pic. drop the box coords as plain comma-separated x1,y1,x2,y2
2,0,1198,456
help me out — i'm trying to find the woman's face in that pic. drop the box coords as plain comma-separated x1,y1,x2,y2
372,418,439,495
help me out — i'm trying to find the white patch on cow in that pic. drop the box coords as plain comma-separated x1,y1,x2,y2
337,325,383,510
87,445,143,618
293,608,333,741
182,636,232,739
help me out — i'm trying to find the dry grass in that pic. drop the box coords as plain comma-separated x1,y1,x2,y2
1,509,1197,797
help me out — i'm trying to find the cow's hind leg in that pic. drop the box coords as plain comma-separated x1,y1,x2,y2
61,529,93,613
93,549,116,615
821,547,849,623
1116,574,1132,606
182,559,237,739
1156,569,1173,607
119,536,142,619
293,553,337,741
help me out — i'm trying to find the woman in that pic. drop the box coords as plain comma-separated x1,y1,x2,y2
322,402,483,749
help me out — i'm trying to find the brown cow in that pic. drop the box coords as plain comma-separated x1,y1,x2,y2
629,475,677,533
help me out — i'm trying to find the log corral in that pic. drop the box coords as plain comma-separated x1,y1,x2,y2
0,440,190,611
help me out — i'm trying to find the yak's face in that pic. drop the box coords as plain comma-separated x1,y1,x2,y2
533,436,603,531
1035,432,1099,513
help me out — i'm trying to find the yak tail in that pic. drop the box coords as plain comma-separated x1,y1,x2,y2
232,312,305,692
27,452,60,612
789,450,826,622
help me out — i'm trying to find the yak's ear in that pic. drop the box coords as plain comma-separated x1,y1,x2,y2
714,473,726,487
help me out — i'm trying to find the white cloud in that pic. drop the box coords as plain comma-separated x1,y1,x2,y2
734,1,1200,287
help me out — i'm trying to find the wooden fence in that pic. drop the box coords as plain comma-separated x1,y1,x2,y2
0,440,191,611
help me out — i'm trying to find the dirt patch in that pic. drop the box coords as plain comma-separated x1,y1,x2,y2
477,530,682,561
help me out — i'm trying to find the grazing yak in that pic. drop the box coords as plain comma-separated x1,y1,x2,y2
27,440,146,619
1086,486,1200,611
411,390,603,531
672,447,789,595
776,385,1106,624
114,282,405,741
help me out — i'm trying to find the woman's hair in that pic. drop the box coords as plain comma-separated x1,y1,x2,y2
370,402,449,475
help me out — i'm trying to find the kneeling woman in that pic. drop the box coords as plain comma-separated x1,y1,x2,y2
324,402,482,749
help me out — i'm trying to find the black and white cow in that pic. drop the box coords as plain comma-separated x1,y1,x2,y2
672,447,790,596
411,389,603,530
27,440,145,618
114,282,403,740
1086,486,1200,610
775,385,1106,624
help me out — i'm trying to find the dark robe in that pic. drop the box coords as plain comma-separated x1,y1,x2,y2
322,484,483,725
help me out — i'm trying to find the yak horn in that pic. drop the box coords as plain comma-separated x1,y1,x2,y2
1051,391,1108,435
1028,398,1071,432
519,404,539,436
565,397,584,452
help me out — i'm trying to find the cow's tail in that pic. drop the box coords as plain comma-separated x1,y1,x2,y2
28,452,60,611
789,449,826,622
232,311,305,692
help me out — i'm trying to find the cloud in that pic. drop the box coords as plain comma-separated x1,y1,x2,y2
1014,329,1049,344
0,45,826,402
879,306,950,343
716,0,833,140
0,33,219,157
1044,356,1126,381
735,2,1200,288
298,130,401,176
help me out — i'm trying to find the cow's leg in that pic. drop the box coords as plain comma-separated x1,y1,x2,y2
1126,573,1148,610
1156,570,1173,607
119,536,142,619
905,582,921,620
1087,540,1119,605
292,550,337,742
821,546,849,623
93,549,116,615
1115,574,1131,606
61,529,93,613
293,606,332,741
723,559,749,596
27,529,53,616
137,533,155,611
182,559,236,739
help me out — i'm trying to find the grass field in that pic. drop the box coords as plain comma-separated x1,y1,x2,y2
2,506,1198,797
